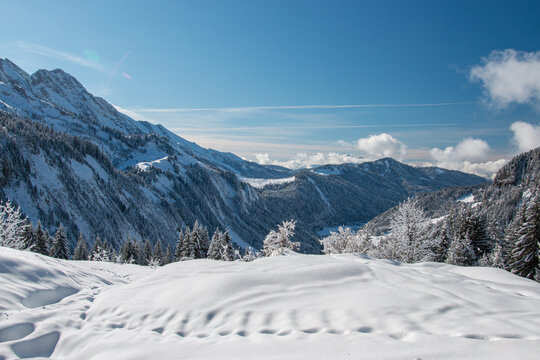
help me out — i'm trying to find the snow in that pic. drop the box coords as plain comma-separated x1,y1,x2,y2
313,167,342,176
153,174,173,194
457,194,481,208
430,215,448,224
317,225,365,237
457,194,475,203
308,177,330,206
238,176,295,189
4,183,39,223
0,99,14,110
136,156,175,172
1,248,539,359
70,160,94,182
226,228,250,249
85,155,109,182
30,153,63,191
434,168,445,175
209,173,236,200
376,159,391,175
